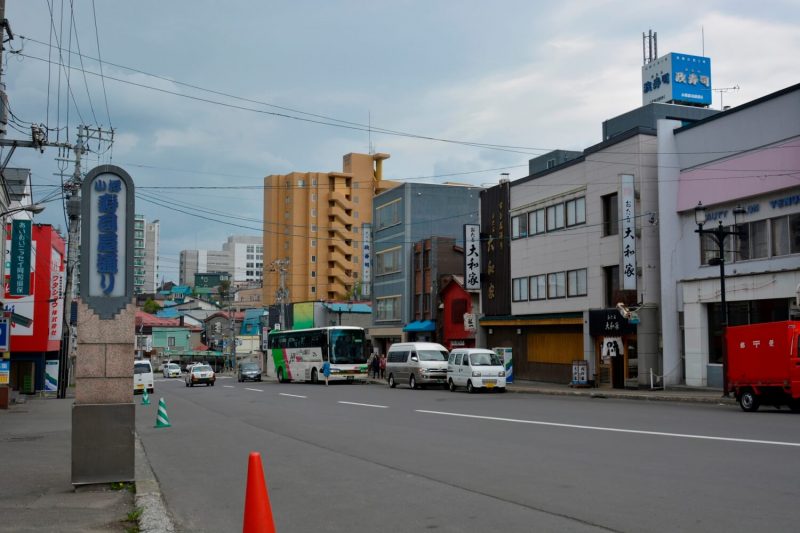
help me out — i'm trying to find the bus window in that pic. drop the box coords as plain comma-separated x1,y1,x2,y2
330,329,367,364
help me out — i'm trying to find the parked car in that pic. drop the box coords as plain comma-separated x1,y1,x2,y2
447,348,506,393
238,362,262,382
385,342,449,389
162,363,181,378
185,364,216,387
134,360,155,394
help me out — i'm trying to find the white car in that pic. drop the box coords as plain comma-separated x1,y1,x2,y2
134,360,155,394
185,364,216,387
162,363,181,378
447,348,507,393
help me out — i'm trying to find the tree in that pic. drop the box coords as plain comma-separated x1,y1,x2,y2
218,279,232,302
143,298,162,314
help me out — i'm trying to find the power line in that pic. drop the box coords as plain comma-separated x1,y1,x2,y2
68,0,99,127
90,0,112,128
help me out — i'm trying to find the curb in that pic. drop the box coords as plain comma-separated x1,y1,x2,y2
135,433,176,533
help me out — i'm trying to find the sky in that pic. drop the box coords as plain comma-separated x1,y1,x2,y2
5,1,799,283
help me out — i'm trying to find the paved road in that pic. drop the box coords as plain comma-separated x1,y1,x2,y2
136,377,800,532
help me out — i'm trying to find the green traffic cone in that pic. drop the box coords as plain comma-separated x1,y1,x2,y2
141,389,150,405
155,397,171,428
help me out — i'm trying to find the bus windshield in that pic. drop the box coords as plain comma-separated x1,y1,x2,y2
330,329,367,364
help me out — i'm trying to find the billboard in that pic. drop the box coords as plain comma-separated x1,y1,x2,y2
642,53,711,106
4,224,65,352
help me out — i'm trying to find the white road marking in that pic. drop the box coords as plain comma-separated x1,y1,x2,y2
416,410,800,448
245,388,264,392
223,385,235,388
279,393,307,399
339,401,388,409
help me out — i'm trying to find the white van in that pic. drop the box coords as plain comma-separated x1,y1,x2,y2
385,342,449,389
447,348,507,393
134,360,155,395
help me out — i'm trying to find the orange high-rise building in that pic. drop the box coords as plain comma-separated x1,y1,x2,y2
263,152,395,305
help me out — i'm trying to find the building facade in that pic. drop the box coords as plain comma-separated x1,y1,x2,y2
262,152,396,305
657,83,800,386
482,131,661,386
134,215,160,294
370,182,482,354
222,235,264,283
179,249,234,286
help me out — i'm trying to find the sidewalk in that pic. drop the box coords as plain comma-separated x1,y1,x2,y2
0,395,137,533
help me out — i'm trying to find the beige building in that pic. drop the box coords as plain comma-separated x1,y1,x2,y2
263,152,396,304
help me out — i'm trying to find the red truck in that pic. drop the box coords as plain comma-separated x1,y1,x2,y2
726,321,800,412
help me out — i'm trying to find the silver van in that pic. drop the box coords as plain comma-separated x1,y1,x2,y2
385,342,449,389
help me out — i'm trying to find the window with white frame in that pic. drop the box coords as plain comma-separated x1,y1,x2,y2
511,214,528,239
529,208,545,235
566,197,586,226
311,208,317,217
546,204,565,231
512,277,528,301
547,272,565,298
529,274,547,300
297,179,305,188
567,268,587,296
376,247,402,275
376,200,401,229
376,296,401,321
311,255,316,263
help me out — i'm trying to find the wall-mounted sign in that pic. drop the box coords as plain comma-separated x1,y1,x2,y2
9,220,31,296
463,313,477,332
620,174,637,291
464,224,481,291
80,165,135,320
362,223,372,297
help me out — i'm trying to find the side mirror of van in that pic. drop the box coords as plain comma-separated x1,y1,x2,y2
410,355,419,362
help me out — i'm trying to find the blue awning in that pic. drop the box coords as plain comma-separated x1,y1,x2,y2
403,320,436,332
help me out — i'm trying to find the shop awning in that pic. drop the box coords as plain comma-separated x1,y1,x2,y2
403,320,436,333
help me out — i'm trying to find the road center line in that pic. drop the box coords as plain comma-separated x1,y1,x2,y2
416,410,800,448
223,385,234,388
244,388,264,392
339,401,388,409
279,393,307,399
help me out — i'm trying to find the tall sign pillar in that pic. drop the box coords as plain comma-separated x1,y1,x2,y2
72,165,136,485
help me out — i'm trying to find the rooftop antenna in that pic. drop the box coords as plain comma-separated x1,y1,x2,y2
713,85,740,110
642,29,658,65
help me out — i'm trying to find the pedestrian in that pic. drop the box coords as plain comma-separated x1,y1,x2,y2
322,359,331,386
371,352,380,379
379,354,386,379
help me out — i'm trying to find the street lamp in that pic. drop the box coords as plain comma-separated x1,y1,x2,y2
694,201,747,396
1,203,46,217
336,301,353,326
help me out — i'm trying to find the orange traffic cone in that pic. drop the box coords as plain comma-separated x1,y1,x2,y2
243,452,276,533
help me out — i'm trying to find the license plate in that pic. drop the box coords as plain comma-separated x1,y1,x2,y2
135,384,144,389
485,381,496,388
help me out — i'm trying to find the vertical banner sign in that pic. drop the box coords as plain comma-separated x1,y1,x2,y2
10,220,32,296
361,223,372,298
0,317,8,350
81,165,135,319
620,174,637,291
464,224,481,291
45,360,59,392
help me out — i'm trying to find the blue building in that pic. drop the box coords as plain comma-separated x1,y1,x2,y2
369,183,481,353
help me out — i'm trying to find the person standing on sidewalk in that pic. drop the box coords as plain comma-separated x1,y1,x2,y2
379,354,386,380
371,353,380,379
322,360,331,386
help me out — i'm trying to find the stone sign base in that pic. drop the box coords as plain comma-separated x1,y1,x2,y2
72,403,134,485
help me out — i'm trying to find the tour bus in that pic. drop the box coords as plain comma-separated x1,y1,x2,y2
267,326,369,384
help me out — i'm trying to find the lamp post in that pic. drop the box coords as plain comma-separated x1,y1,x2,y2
337,301,353,326
694,201,747,396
